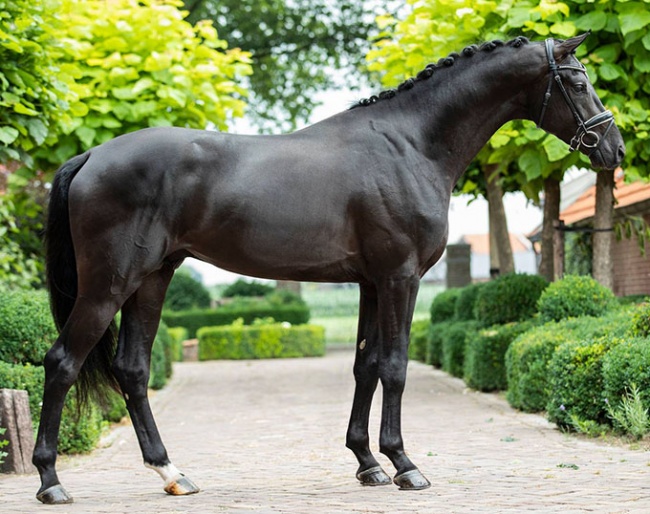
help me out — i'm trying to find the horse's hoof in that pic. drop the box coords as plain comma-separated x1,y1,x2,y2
356,465,392,486
394,469,431,490
36,484,74,504
164,475,200,496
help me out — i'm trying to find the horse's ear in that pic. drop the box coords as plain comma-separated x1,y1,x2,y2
554,32,590,60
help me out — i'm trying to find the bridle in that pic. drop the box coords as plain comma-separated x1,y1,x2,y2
537,38,615,154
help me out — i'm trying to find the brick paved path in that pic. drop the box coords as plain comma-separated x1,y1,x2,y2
2,349,650,513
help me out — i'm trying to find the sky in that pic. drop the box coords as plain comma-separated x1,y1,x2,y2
185,89,544,285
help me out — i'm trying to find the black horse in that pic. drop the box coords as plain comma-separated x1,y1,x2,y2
33,34,624,504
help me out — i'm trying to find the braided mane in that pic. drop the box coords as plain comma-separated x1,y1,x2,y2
352,36,530,109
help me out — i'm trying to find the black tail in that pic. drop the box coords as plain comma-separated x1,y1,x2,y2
46,152,120,407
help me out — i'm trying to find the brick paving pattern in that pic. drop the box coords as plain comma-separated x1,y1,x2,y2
2,349,649,513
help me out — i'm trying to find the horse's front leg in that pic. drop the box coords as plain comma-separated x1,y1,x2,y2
377,275,431,490
346,284,392,486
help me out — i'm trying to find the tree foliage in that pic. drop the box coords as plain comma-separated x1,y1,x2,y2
39,0,252,168
184,0,397,132
164,269,212,311
0,0,67,167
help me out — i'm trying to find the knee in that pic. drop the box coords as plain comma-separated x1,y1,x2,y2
43,346,79,389
378,357,407,392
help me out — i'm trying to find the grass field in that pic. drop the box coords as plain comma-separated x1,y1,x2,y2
303,282,442,345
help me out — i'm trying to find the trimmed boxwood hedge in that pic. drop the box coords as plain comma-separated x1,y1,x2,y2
546,336,622,428
198,323,325,360
0,288,175,454
408,319,430,362
430,288,461,324
464,320,536,392
441,321,479,378
537,274,615,322
602,337,650,413
475,273,548,327
162,304,310,338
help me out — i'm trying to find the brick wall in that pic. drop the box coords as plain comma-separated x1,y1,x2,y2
612,230,650,297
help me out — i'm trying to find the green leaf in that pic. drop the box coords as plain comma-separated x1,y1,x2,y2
550,22,576,38
575,11,607,32
642,31,650,52
13,102,38,116
542,136,570,162
598,63,621,81
0,126,19,145
26,119,48,145
634,53,650,73
619,11,650,37
75,126,96,149
518,149,543,182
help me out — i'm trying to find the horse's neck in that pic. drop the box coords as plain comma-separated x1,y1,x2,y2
384,51,537,184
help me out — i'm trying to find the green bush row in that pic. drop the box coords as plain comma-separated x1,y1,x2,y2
162,304,311,338
198,322,325,360
414,275,650,437
0,288,176,454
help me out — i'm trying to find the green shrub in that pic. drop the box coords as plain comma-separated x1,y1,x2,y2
222,279,274,298
464,320,535,392
0,427,8,466
547,336,621,429
603,337,650,415
427,322,446,368
198,322,325,360
167,327,188,362
505,309,633,413
628,302,650,338
0,361,102,454
162,304,311,338
409,319,430,362
537,275,615,322
454,282,486,321
475,273,548,327
101,389,128,423
430,288,461,324
0,288,57,365
441,321,479,378
163,269,212,311
149,321,173,390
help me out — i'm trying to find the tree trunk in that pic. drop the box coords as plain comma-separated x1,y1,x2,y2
593,169,615,290
539,177,560,282
484,165,514,276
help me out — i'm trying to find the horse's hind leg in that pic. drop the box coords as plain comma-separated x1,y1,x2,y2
113,265,199,496
33,297,123,504
346,284,392,486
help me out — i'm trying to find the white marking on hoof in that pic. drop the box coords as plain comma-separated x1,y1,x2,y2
145,462,200,495
145,462,183,485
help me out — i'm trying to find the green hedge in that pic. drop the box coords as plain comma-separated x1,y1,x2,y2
162,304,311,338
464,320,535,392
603,337,650,413
441,321,479,378
0,361,103,454
0,289,57,365
408,319,430,362
427,322,446,368
454,282,485,321
198,322,325,360
430,288,461,324
547,336,621,428
475,273,548,327
167,327,188,361
537,275,615,322
149,321,174,390
506,308,634,414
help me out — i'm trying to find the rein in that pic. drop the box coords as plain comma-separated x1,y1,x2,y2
537,38,614,154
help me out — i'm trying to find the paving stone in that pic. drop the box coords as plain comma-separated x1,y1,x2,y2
1,349,649,513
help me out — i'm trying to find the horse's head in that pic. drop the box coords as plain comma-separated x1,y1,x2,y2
532,33,625,170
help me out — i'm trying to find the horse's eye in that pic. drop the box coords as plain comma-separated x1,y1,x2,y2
574,83,587,94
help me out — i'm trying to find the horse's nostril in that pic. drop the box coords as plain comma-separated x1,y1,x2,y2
617,144,626,163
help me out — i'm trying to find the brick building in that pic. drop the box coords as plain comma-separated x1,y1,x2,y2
560,170,650,296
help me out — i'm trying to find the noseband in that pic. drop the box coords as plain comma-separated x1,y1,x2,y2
537,38,614,154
